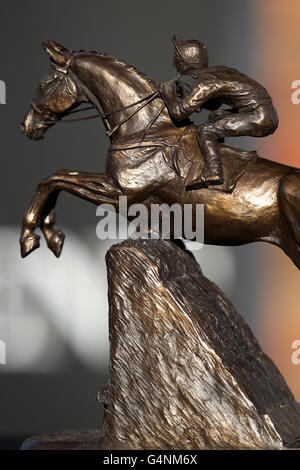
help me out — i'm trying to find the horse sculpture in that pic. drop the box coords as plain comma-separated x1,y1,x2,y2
20,41,300,270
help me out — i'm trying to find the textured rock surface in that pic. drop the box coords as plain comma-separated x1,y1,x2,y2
23,238,300,450
101,238,300,450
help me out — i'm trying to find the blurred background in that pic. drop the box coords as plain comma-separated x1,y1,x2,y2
0,0,299,449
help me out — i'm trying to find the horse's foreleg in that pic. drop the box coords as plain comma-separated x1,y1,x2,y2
39,190,65,258
20,169,124,258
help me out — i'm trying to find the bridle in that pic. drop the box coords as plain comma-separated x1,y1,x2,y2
32,51,189,138
33,93,160,131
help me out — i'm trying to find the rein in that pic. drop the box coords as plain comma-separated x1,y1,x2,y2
106,91,160,137
40,90,161,136
38,61,188,136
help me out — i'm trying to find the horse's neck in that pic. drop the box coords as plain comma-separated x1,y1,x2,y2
71,53,173,141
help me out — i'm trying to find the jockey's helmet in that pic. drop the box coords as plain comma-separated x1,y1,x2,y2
172,35,208,70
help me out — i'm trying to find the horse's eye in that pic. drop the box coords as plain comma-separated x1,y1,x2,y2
43,110,53,120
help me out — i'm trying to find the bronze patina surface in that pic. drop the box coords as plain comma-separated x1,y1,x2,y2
19,40,300,450
19,40,300,270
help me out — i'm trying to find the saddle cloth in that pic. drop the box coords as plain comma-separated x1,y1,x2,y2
107,124,257,195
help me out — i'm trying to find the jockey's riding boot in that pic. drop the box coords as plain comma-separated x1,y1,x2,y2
186,157,224,191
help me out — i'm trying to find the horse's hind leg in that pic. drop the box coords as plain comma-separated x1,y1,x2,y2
279,171,300,269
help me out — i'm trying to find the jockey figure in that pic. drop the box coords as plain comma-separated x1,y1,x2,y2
159,35,279,190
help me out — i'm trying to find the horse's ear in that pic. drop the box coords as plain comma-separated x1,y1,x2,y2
42,41,67,66
172,35,183,49
48,40,69,53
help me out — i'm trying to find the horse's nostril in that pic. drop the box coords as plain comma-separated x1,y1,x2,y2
19,123,26,134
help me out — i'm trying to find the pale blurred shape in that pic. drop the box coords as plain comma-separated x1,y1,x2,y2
191,243,237,296
0,226,110,373
0,226,236,373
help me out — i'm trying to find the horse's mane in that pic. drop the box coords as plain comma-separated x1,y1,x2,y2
75,49,157,92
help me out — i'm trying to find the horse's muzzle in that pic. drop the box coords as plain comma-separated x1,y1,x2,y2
20,109,47,140
19,122,26,134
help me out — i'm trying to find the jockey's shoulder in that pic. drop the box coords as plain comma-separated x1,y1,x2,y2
194,66,267,91
195,65,244,80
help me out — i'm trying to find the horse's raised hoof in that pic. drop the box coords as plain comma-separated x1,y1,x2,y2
45,229,65,258
20,234,41,258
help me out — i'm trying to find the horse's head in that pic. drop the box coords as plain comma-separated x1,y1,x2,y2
21,40,176,143
20,41,80,140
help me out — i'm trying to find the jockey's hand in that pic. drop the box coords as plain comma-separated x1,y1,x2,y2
175,81,184,99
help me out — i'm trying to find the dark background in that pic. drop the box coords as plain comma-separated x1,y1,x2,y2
0,0,263,449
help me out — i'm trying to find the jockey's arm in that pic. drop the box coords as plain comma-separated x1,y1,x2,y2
159,79,216,121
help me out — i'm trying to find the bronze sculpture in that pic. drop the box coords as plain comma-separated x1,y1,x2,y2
19,40,300,270
19,39,300,450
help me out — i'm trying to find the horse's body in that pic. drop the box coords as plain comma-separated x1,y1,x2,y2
20,42,300,269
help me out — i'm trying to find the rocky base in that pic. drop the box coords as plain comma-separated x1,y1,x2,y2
23,239,300,450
